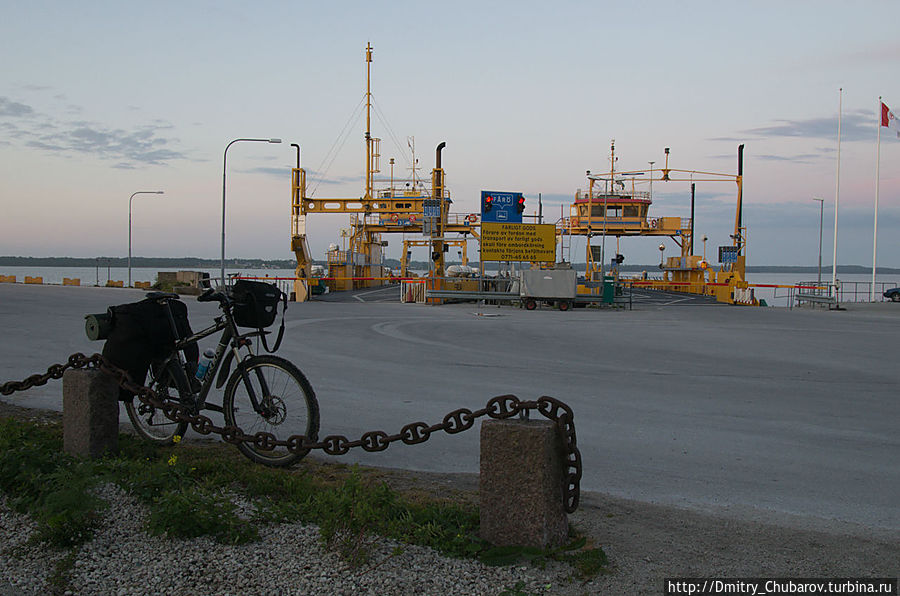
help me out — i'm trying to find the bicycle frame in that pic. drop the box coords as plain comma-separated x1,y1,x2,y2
156,300,269,415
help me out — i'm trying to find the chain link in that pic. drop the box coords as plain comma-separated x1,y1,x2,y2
0,353,101,396
2,353,582,512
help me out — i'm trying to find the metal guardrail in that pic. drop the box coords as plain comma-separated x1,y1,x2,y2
834,281,899,303
788,280,900,309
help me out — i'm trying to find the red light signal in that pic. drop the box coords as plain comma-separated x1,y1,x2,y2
484,195,493,212
516,195,525,214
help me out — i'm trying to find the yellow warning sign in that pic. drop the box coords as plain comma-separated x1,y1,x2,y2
480,222,556,262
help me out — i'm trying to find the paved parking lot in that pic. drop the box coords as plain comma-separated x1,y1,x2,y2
1,283,898,531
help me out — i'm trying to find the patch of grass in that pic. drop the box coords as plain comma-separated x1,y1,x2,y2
46,548,79,596
499,581,545,596
148,487,257,544
109,439,256,545
0,419,103,547
0,417,607,579
560,543,610,580
480,535,609,580
30,465,106,546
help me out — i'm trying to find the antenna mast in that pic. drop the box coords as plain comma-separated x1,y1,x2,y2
365,42,373,200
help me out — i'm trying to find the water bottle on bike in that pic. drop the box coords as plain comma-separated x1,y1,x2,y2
195,349,216,381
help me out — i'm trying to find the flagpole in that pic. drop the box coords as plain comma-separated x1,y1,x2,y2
871,96,882,301
831,87,842,300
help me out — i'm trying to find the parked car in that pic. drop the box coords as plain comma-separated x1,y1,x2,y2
883,288,900,302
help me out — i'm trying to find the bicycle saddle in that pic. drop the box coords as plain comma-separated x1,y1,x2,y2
145,292,180,301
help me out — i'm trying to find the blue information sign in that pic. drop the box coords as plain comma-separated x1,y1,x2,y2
481,191,523,223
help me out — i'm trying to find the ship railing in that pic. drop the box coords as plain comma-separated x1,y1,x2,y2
575,189,651,201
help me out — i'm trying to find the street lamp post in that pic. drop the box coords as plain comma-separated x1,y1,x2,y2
222,138,282,287
812,197,824,287
129,190,164,287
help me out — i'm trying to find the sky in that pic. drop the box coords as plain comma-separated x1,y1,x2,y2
1,1,899,268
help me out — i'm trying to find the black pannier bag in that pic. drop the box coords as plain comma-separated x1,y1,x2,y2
230,280,287,352
101,298,198,400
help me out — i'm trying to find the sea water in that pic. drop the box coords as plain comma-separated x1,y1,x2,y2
1,266,897,308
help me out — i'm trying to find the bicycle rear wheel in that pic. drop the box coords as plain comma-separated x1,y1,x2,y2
125,361,190,445
223,355,320,467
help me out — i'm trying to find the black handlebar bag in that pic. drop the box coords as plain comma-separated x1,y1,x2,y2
230,280,287,352
101,297,198,400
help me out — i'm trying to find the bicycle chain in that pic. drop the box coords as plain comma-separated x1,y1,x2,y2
2,353,582,512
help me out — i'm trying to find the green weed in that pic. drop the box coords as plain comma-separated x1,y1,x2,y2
480,535,609,580
148,487,257,544
46,548,79,596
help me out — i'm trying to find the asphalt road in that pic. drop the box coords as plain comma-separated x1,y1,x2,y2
1,283,898,532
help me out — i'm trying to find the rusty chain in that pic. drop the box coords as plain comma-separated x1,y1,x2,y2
1,353,582,512
0,353,98,396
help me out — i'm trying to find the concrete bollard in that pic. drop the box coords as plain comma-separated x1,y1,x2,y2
62,369,119,458
479,418,568,549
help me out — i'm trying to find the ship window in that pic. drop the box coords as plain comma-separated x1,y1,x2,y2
590,204,604,217
624,205,639,218
606,206,622,218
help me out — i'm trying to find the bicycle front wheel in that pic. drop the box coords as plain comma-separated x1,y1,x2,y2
125,361,190,445
223,355,320,467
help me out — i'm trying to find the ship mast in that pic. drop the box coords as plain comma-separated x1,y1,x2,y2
365,42,373,200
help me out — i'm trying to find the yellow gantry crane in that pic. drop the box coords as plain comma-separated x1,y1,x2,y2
290,43,480,301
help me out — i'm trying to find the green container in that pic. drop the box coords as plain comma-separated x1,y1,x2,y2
602,276,615,304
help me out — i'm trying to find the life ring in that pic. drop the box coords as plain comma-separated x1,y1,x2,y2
651,219,658,229
409,214,417,222
390,213,399,223
468,213,477,223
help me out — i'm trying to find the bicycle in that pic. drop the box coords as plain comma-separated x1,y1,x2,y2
124,288,320,467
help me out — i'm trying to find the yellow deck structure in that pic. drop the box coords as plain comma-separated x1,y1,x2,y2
558,142,755,305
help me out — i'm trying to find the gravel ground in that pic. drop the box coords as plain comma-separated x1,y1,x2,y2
0,485,571,596
0,401,897,595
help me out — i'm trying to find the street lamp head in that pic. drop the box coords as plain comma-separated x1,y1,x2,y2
155,191,164,194
268,138,282,144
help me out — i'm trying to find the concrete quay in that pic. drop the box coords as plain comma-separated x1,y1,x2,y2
1,283,898,533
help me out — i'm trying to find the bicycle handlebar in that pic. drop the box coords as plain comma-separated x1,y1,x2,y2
197,288,229,304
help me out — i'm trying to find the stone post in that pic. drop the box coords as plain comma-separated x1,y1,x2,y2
479,418,568,549
62,369,119,458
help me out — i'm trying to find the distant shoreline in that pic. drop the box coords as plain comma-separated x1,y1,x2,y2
2,256,899,275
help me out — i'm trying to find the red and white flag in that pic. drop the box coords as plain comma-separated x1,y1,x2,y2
882,101,900,138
